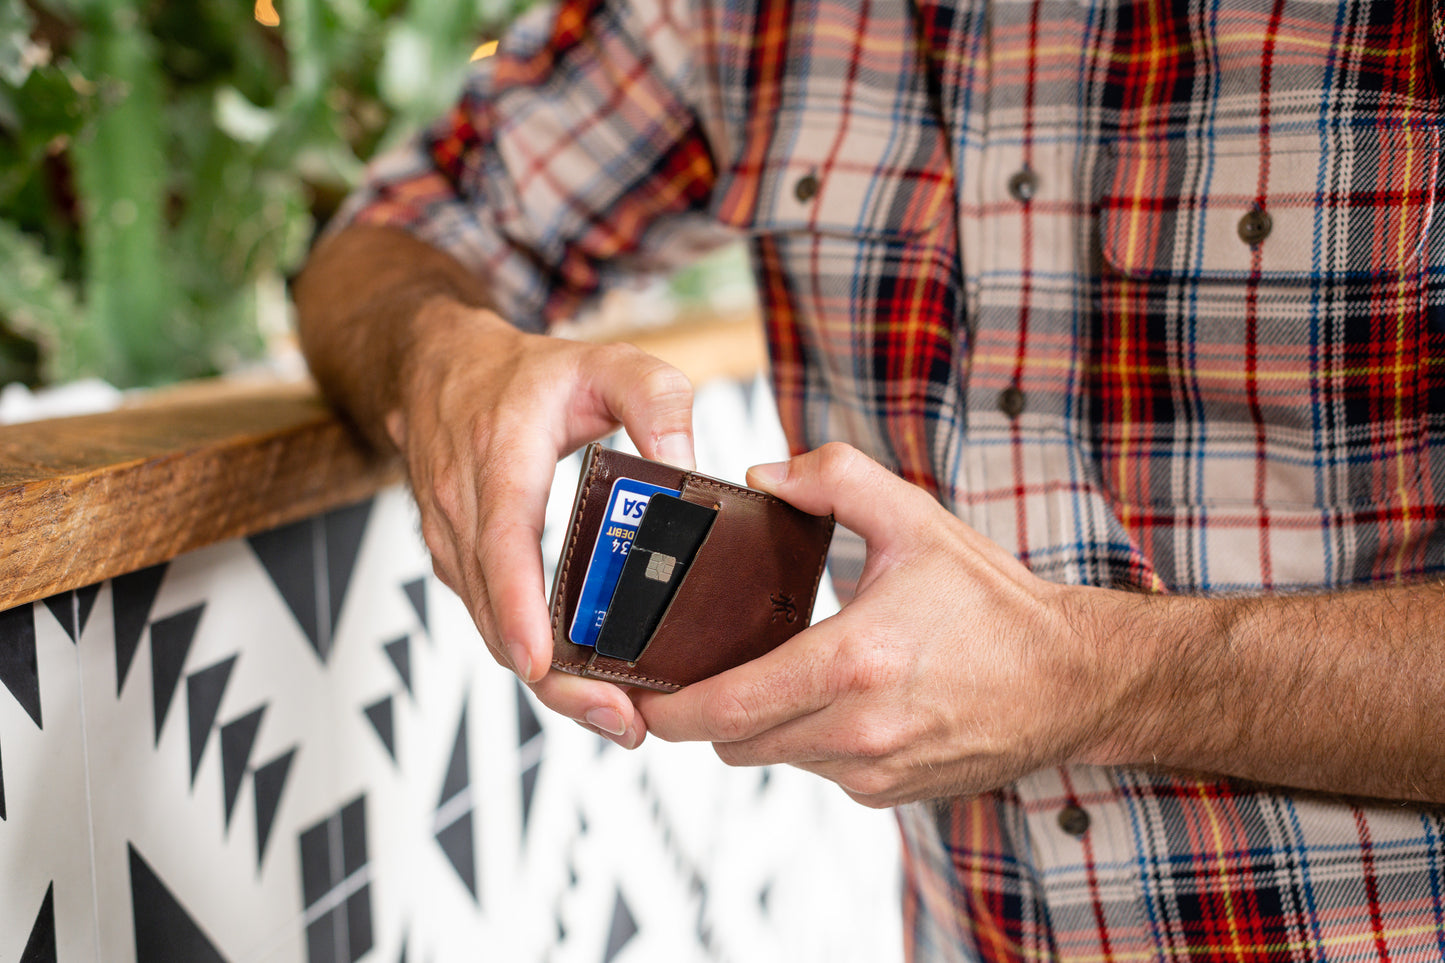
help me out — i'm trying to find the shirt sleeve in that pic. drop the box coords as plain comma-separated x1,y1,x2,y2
333,0,733,331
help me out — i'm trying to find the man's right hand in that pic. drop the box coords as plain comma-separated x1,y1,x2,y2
393,299,697,745
296,225,696,748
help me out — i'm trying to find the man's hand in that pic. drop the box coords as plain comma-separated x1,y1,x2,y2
637,444,1445,806
391,299,698,746
634,443,1133,807
296,225,695,748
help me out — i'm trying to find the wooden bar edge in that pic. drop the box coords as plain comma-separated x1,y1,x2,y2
0,379,402,611
0,313,766,613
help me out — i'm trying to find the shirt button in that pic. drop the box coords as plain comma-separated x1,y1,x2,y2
794,173,820,203
1057,805,1091,838
1007,168,1038,203
997,385,1026,418
1237,208,1272,245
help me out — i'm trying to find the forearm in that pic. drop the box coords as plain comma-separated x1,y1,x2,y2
293,223,497,451
1085,580,1445,803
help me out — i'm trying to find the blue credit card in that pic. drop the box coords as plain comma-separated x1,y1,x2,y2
569,476,681,647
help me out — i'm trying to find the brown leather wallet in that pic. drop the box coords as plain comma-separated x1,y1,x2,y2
549,443,835,692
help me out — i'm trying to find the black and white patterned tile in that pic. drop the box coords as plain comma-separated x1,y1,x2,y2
0,589,100,961
0,376,900,962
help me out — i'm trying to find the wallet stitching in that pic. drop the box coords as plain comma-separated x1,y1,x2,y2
564,662,681,691
550,458,601,672
684,476,777,504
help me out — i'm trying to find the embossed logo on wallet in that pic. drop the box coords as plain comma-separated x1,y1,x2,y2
771,592,798,623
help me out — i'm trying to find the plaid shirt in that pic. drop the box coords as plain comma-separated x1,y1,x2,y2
342,0,1445,958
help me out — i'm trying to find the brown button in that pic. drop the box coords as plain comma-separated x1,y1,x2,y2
794,173,820,203
1237,208,1272,245
1007,168,1039,203
997,386,1026,418
1057,805,1090,838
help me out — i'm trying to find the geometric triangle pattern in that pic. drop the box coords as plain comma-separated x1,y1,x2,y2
42,596,71,642
363,696,396,765
129,844,229,963
249,501,373,666
76,584,100,639
435,814,478,905
150,604,205,747
19,881,55,963
219,706,265,829
0,603,41,729
323,501,372,655
435,702,477,904
253,747,296,870
249,518,322,659
603,890,638,963
383,636,412,699
520,766,541,838
42,583,98,645
401,578,428,637
112,563,167,695
437,703,470,810
186,655,237,787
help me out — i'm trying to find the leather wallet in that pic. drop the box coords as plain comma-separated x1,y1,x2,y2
549,443,835,692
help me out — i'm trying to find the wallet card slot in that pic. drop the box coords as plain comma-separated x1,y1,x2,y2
592,493,718,663
549,444,689,675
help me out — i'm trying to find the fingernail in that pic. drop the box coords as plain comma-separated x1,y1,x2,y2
656,433,695,470
748,460,787,488
510,645,534,683
585,707,627,736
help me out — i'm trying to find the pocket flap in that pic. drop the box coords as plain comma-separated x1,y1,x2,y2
1099,128,1442,282
710,107,954,239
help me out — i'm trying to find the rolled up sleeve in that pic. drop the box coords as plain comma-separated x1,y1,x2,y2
335,0,733,331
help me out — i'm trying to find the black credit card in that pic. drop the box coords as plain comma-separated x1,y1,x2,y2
594,493,717,663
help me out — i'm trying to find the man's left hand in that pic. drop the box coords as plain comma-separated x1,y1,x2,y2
634,443,1134,807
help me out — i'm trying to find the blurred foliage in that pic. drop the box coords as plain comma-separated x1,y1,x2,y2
0,0,529,387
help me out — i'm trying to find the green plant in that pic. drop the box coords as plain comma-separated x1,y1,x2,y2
0,0,526,388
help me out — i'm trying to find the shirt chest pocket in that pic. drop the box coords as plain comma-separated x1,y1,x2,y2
1092,127,1445,511
708,104,954,240
704,100,961,471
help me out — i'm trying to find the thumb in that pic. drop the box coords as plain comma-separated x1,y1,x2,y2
591,345,696,470
745,443,930,549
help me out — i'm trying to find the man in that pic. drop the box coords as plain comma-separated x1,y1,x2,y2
294,0,1445,957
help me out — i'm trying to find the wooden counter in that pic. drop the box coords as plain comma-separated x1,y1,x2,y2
0,312,767,613
0,381,399,612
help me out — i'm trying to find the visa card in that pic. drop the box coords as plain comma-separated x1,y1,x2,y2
569,477,680,647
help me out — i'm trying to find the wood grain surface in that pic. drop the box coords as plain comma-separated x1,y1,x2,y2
0,379,401,611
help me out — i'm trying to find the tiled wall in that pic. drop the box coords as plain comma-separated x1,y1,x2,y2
0,377,901,962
